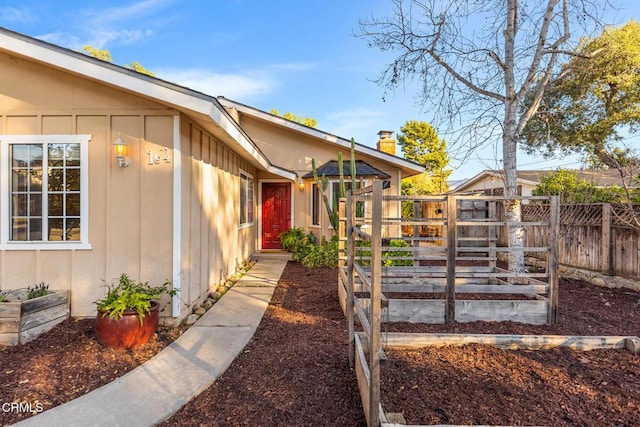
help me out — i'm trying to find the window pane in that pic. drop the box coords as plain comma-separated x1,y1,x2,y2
29,218,42,241
29,145,43,167
312,184,320,225
66,194,80,216
30,169,43,191
49,194,64,216
48,218,63,241
48,144,66,166
247,177,254,223
29,194,42,216
11,218,27,240
66,168,80,191
48,168,64,191
11,170,28,192
239,175,247,224
66,144,81,167
66,218,81,241
12,194,28,215
11,145,30,167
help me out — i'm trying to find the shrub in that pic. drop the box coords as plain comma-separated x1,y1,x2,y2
280,227,317,262
301,236,338,268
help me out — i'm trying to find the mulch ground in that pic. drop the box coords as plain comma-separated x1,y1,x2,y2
0,262,639,426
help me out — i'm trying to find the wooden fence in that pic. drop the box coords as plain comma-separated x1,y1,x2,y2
338,182,559,426
513,203,640,279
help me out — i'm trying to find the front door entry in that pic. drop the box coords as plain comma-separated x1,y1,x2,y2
261,182,291,249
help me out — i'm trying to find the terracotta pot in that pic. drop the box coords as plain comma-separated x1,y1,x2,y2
95,301,159,350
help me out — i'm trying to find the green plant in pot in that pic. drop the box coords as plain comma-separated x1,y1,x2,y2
94,273,175,350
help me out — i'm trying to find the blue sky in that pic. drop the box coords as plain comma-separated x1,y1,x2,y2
0,0,638,181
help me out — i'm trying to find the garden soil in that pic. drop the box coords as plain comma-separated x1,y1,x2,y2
1,262,639,426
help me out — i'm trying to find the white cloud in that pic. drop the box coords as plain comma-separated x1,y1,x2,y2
266,62,317,72
323,108,386,145
155,68,277,100
0,7,34,23
37,32,82,49
83,0,175,25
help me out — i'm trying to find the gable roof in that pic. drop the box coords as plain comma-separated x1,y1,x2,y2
0,26,295,180
301,160,391,179
450,168,638,193
217,97,425,178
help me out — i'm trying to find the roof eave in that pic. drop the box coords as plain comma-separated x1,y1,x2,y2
218,97,425,176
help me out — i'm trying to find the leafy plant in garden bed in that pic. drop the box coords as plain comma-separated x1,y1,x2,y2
279,227,316,262
27,282,49,299
356,239,413,266
280,228,338,268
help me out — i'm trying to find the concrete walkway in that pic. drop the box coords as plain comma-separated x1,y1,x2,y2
16,253,291,427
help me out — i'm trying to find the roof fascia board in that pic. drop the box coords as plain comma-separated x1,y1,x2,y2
219,98,424,174
0,30,294,180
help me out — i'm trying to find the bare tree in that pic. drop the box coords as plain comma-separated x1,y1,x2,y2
359,0,614,271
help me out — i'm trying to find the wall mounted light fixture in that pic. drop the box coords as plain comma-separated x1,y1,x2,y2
297,176,305,192
113,132,131,167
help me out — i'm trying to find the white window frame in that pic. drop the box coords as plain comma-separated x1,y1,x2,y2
310,182,321,228
238,169,254,229
0,134,92,250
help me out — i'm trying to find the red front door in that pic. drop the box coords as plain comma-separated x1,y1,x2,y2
261,182,291,249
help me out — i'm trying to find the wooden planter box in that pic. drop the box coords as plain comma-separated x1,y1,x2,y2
0,290,70,346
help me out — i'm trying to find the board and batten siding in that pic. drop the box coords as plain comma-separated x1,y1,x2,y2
0,112,175,317
179,118,257,314
0,51,257,320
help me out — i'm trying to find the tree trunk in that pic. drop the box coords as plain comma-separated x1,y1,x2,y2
503,0,525,274
503,104,525,273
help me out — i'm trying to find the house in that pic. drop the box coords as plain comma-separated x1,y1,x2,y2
449,169,636,196
0,28,423,322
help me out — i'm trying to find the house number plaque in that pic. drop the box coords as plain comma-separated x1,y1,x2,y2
147,147,171,165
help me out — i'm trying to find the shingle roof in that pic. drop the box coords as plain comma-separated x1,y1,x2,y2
302,160,391,179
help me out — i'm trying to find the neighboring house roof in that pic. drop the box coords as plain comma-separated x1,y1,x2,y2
0,26,295,180
301,160,391,179
217,97,425,178
450,168,638,193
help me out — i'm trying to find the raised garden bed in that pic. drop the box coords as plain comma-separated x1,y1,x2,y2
0,290,69,345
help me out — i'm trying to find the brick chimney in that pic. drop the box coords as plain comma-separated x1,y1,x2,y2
376,130,396,156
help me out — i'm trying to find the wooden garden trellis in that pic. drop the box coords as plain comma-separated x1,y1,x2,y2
338,181,560,426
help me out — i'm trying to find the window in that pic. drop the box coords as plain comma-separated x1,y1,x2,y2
311,183,320,226
0,135,91,249
239,171,254,226
330,180,363,211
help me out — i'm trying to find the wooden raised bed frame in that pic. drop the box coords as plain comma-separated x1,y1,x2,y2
0,290,70,346
338,183,639,427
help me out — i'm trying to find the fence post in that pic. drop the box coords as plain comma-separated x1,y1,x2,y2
346,193,355,368
446,194,457,323
548,195,560,324
368,180,383,427
413,201,420,267
601,203,612,275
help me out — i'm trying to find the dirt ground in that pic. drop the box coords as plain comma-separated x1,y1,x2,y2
1,262,639,426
